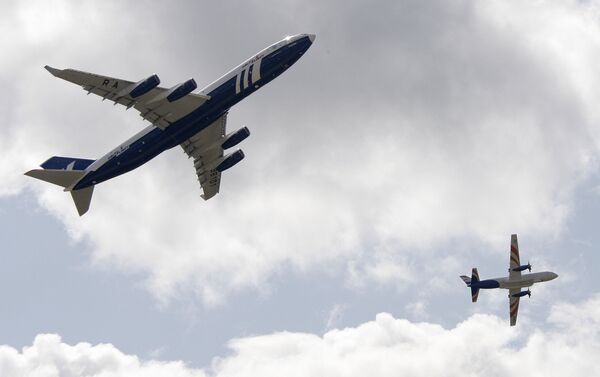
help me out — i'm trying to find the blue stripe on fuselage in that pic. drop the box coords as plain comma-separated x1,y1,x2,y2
73,36,313,190
471,279,500,289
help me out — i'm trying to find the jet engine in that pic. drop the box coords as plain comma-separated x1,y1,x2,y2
167,78,197,102
129,74,160,98
216,149,245,172
222,127,250,149
146,78,198,105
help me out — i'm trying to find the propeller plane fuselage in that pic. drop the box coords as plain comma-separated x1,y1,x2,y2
460,234,558,326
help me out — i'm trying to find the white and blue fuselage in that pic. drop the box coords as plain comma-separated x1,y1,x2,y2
72,34,315,190
472,271,558,290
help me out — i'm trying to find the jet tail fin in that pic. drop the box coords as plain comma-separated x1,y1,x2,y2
25,168,94,216
70,186,94,216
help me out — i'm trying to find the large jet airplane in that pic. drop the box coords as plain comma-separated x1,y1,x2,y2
25,34,315,215
460,234,558,326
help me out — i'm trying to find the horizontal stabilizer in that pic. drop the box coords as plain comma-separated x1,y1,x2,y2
41,156,95,171
25,169,86,188
471,286,480,303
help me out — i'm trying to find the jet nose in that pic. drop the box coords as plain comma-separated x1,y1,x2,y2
307,34,316,43
551,272,559,280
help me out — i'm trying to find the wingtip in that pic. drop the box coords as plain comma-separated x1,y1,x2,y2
44,65,61,76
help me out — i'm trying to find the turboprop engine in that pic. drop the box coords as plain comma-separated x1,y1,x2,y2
510,289,531,298
511,263,532,272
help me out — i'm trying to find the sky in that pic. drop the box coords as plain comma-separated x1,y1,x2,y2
1,0,600,375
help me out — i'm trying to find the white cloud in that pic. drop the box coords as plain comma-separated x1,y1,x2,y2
0,334,205,377
2,295,600,377
209,294,600,377
3,0,600,302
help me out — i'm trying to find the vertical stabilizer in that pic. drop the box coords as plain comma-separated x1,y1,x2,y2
25,166,95,216
70,186,94,216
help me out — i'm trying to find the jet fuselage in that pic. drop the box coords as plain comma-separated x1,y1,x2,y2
73,34,315,190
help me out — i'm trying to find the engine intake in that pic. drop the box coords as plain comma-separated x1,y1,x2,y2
129,74,160,98
511,263,531,272
216,149,245,172
222,127,250,149
510,289,531,298
167,78,197,102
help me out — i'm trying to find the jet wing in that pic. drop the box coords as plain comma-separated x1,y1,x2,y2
509,234,521,279
180,113,227,200
44,66,210,130
509,288,520,326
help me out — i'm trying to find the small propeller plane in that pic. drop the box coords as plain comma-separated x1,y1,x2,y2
25,34,315,215
460,234,558,326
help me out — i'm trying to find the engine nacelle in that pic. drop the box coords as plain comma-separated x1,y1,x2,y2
216,149,245,172
511,263,531,272
222,127,250,149
129,74,160,98
511,290,531,298
167,78,197,102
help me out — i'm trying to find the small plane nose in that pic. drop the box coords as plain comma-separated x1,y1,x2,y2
307,34,316,43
